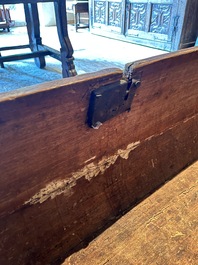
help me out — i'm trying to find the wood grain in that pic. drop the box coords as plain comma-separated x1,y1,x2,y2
0,47,198,264
63,161,198,265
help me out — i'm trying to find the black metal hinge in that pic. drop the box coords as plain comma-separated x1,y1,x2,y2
87,75,141,129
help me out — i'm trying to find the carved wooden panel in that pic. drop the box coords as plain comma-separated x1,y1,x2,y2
91,0,198,51
108,2,122,27
94,1,106,24
129,3,147,31
150,4,172,34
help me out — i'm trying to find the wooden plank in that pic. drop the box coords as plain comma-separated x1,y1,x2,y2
0,68,123,265
63,161,198,265
0,47,198,264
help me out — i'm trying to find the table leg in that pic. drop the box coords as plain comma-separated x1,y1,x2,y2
54,0,77,77
0,53,5,68
24,3,46,69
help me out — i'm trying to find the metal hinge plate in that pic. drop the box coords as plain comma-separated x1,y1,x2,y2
87,78,141,128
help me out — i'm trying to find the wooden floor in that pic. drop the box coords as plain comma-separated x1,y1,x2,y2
63,161,198,265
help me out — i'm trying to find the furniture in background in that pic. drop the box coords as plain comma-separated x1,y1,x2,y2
0,5,14,32
90,0,198,51
66,1,89,31
0,0,77,77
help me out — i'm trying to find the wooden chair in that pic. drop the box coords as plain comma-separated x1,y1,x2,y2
0,46,198,265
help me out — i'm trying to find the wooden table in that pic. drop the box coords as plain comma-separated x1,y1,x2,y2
0,0,77,77
67,1,89,32
0,5,14,32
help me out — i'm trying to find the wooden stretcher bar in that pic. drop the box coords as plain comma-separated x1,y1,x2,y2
0,46,198,264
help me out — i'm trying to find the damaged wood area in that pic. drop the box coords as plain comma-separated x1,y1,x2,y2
0,47,198,264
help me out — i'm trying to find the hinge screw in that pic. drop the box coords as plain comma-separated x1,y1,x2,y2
92,121,102,129
132,79,141,88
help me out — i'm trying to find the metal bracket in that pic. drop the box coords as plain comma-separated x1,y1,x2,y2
87,78,141,128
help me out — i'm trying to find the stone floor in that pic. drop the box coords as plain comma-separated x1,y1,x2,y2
43,25,167,72
0,25,167,92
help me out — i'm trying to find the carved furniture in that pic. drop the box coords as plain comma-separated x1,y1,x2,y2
90,0,198,51
0,0,77,77
0,46,198,264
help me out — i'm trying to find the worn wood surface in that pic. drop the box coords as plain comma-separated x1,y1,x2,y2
63,161,198,265
0,47,198,264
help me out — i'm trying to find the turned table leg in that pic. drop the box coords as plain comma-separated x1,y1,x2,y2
24,3,46,69
0,52,5,68
54,0,77,77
